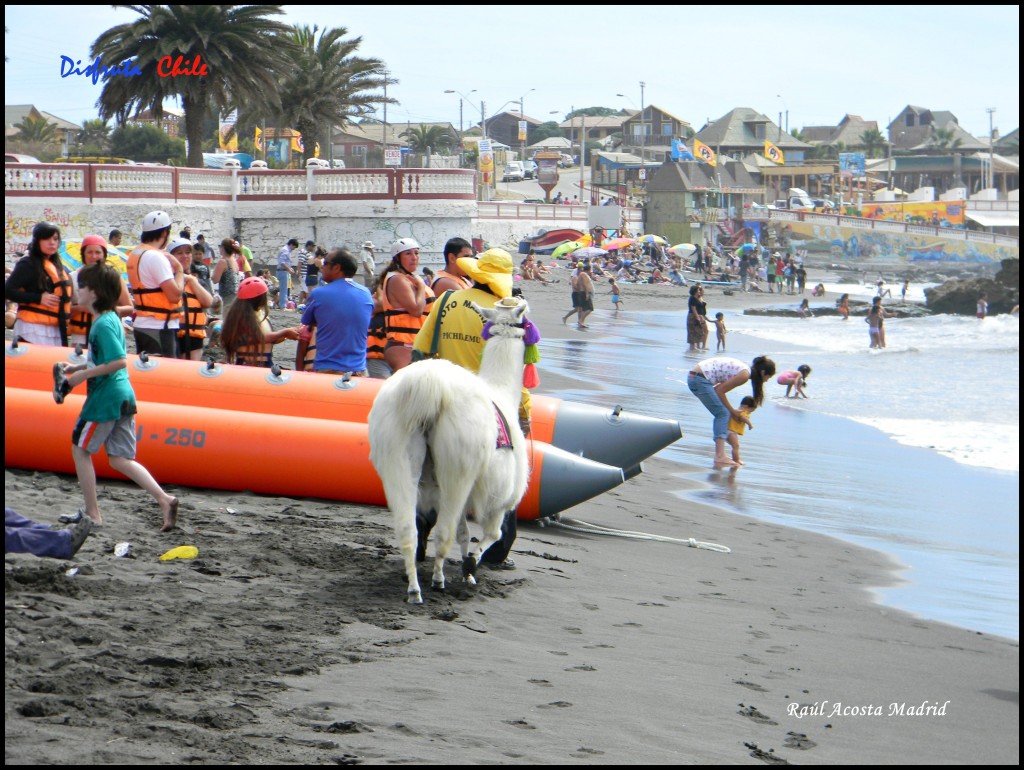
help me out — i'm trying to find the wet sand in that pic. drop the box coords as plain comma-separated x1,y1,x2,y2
5,269,1018,764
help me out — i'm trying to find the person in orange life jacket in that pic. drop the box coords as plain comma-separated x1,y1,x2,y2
126,211,184,358
220,276,301,367
5,221,73,346
69,234,134,349
167,238,214,360
379,237,434,372
430,237,474,293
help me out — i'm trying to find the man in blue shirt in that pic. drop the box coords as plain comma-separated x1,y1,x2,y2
296,248,374,375
276,238,299,309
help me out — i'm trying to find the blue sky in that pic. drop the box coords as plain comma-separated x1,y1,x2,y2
4,5,1019,138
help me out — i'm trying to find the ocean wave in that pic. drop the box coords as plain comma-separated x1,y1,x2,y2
847,416,1019,473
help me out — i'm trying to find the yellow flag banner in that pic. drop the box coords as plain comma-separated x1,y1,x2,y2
218,110,238,151
290,134,304,154
765,140,785,165
254,127,264,153
693,139,717,167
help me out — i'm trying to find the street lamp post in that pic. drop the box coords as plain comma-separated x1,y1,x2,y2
776,94,788,138
986,107,996,191
518,88,535,161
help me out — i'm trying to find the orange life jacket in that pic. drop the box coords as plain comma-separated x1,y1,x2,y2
127,246,180,328
16,258,72,343
177,289,207,340
381,272,435,345
367,312,387,360
431,270,472,291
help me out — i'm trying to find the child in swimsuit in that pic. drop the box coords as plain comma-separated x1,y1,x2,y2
726,396,756,465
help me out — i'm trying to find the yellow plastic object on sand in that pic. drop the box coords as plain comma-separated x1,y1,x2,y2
159,545,199,561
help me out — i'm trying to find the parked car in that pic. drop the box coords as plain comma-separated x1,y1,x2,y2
558,153,574,168
523,160,538,179
5,153,42,163
502,161,525,182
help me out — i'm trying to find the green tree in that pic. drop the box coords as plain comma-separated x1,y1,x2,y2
567,106,617,119
530,121,565,143
930,127,962,152
858,128,886,158
74,119,112,155
272,24,392,163
13,114,58,144
109,123,186,164
400,124,454,154
91,4,294,167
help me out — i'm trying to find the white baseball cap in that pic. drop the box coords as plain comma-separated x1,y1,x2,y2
390,237,420,259
167,238,192,254
142,210,172,231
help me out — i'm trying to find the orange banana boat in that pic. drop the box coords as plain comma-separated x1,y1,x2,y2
5,342,682,471
4,388,626,520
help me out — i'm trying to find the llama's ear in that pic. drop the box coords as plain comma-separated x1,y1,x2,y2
514,302,528,322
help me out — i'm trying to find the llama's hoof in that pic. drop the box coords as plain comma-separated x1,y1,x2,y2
461,554,478,580
407,590,423,605
431,579,446,591
466,574,478,587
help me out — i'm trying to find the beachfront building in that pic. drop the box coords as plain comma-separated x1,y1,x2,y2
330,121,460,169
5,104,81,158
481,111,545,154
694,108,812,162
888,106,988,154
618,106,692,164
801,114,881,155
126,106,185,139
644,159,762,249
559,113,634,151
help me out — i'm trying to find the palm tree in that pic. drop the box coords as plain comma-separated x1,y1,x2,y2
930,127,962,152
13,114,58,144
858,128,886,158
77,119,112,152
91,5,294,167
273,24,392,164
400,124,454,155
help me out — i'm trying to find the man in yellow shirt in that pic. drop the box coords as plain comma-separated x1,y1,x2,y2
411,247,525,570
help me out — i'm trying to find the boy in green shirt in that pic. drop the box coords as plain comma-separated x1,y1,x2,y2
55,262,179,531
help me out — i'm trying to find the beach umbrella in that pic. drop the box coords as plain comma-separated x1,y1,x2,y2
572,246,608,259
58,239,131,282
602,237,636,252
669,243,697,257
551,240,585,260
638,234,668,245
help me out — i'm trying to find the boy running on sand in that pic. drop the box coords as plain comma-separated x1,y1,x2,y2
608,277,623,312
54,263,179,530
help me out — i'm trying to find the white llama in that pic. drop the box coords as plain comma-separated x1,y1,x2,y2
368,298,531,604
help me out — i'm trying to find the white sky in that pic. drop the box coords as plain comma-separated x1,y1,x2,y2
4,5,1019,138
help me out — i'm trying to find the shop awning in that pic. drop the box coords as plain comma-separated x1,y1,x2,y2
965,210,1020,227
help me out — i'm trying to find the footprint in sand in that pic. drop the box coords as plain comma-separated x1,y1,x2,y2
565,664,597,672
737,704,778,725
528,679,553,688
503,719,536,730
783,731,816,750
547,650,569,656
572,747,605,756
612,621,642,628
537,701,573,709
564,627,583,635
735,680,769,692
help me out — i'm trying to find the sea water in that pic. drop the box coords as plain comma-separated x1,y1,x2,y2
537,295,1019,640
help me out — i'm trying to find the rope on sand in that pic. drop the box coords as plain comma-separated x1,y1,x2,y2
537,517,731,553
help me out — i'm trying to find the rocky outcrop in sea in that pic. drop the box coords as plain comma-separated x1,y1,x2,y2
924,258,1019,315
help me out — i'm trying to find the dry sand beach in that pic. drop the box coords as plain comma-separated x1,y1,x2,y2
5,271,1019,764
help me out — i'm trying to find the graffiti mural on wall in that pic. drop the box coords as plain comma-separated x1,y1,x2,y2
783,220,1015,264
6,208,99,261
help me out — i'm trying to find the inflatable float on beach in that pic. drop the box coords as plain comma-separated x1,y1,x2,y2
5,343,683,519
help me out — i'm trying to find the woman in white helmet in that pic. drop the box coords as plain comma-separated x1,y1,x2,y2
379,237,434,372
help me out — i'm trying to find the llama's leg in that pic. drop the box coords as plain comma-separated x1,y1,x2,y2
431,484,476,591
454,513,478,586
380,437,428,604
472,508,506,566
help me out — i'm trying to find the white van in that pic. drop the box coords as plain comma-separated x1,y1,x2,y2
502,161,525,182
